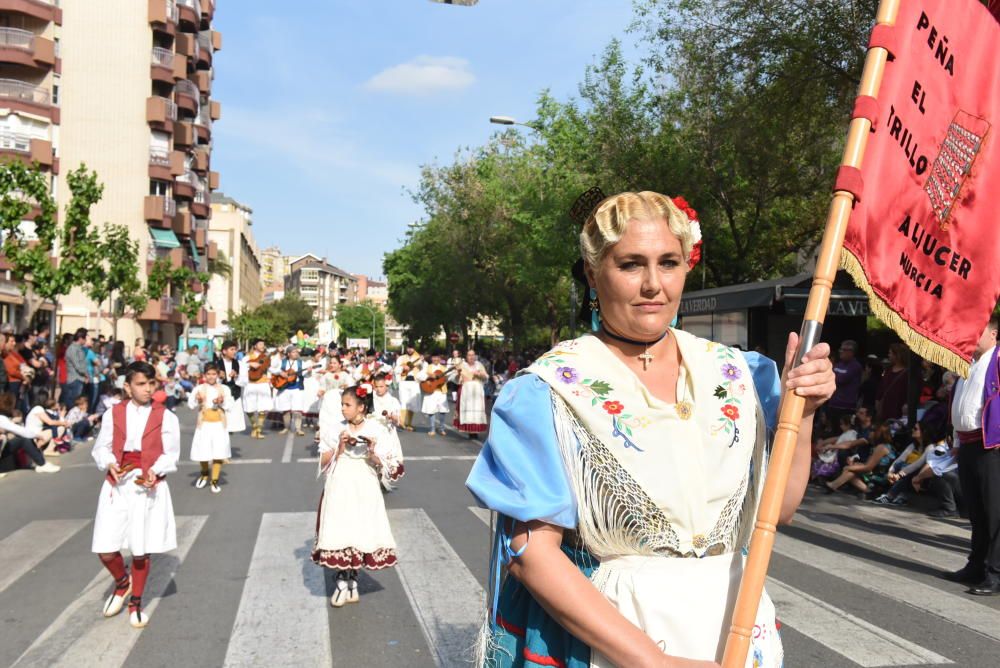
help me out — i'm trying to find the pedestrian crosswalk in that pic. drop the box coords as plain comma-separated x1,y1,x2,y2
1,503,996,667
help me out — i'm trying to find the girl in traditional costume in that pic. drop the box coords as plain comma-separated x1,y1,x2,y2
312,384,402,607
188,364,233,494
372,373,405,491
466,191,835,668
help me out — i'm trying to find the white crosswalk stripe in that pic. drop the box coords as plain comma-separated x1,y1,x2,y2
467,506,955,667
13,515,208,668
0,519,90,595
391,508,485,668
224,513,332,667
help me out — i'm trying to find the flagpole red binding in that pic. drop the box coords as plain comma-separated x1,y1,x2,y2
720,1,900,665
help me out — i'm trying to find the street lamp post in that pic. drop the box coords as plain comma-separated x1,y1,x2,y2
489,116,541,132
356,304,385,352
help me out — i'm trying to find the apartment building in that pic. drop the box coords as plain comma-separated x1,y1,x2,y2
26,0,223,345
0,0,61,324
259,245,289,303
353,274,388,310
205,191,260,334
286,254,358,324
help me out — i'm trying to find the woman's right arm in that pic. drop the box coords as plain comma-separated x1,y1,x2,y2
0,415,38,439
507,521,712,668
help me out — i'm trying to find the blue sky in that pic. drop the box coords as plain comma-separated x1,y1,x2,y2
212,0,638,279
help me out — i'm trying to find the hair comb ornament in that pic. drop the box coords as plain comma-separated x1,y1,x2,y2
569,186,606,227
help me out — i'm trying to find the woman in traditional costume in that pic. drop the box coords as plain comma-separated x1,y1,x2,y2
312,385,402,607
466,191,834,668
395,346,424,431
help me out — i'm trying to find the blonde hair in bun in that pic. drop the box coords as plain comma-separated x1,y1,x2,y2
579,191,695,274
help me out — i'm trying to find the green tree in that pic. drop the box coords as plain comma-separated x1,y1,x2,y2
86,223,147,341
0,163,104,330
226,295,317,347
336,302,385,348
146,258,211,337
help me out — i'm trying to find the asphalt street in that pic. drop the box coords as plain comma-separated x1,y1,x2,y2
1,405,999,667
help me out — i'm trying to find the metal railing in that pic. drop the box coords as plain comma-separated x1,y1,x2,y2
176,170,195,183
0,28,34,51
193,218,209,231
195,105,212,128
164,198,177,217
0,131,31,153
197,31,213,53
166,0,178,22
160,296,174,315
193,189,206,204
151,47,174,68
149,148,171,166
0,79,51,106
175,78,198,98
177,0,202,16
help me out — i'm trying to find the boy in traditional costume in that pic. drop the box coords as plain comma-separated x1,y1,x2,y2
91,361,180,628
372,374,405,491
189,364,233,493
419,354,450,436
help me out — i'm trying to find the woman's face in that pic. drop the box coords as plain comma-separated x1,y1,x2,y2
341,394,363,421
586,217,687,340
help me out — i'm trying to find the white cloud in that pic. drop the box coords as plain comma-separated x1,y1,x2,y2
364,56,475,95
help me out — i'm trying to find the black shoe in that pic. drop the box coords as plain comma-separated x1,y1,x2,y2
928,509,959,519
944,566,984,584
968,578,1000,596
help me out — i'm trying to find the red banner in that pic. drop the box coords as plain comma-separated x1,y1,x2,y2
841,0,1000,376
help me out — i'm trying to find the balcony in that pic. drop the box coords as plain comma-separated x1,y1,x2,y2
195,31,212,68
149,0,177,35
175,31,195,60
0,78,56,122
191,148,208,173
150,47,174,84
193,227,205,248
173,120,195,148
173,207,191,236
174,170,196,200
0,131,53,169
208,170,219,190
191,187,209,217
174,78,198,115
0,28,56,70
209,99,221,120
148,147,184,180
144,195,176,228
146,95,177,132
176,0,201,29
194,105,211,142
0,1,62,24
207,240,218,260
192,217,209,231
193,69,211,95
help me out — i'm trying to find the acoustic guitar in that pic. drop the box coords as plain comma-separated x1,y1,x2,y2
419,370,447,394
247,355,268,382
271,369,297,391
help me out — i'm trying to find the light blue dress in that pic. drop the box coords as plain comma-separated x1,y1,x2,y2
466,352,781,668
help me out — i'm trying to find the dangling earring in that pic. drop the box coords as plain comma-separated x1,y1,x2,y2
589,288,600,332
670,315,679,328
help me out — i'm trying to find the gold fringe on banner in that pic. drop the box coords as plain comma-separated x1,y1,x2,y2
840,249,971,378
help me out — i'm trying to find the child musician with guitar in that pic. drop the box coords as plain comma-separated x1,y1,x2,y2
312,385,401,607
274,346,308,436
419,354,450,437
90,361,180,629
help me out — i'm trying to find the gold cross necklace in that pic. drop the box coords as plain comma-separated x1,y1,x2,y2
601,326,670,371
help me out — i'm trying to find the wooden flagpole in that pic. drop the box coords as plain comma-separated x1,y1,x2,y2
721,1,900,665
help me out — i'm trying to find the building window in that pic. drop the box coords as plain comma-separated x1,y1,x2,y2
150,180,171,196
680,312,748,350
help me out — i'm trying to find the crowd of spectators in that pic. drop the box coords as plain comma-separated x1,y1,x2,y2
0,326,211,478
810,338,963,518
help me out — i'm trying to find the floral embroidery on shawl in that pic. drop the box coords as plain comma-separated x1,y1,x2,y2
711,344,746,447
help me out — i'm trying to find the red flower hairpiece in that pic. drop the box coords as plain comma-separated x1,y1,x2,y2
672,195,703,270
356,387,368,398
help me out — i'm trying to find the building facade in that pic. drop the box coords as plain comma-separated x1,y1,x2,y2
353,274,388,310
206,191,260,335
286,254,358,324
0,0,61,325
4,0,223,345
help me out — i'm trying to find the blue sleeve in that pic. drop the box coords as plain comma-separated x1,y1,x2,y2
465,374,577,529
742,351,781,434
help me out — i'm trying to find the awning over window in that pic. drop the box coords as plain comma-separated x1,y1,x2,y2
150,228,181,249
189,238,200,265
